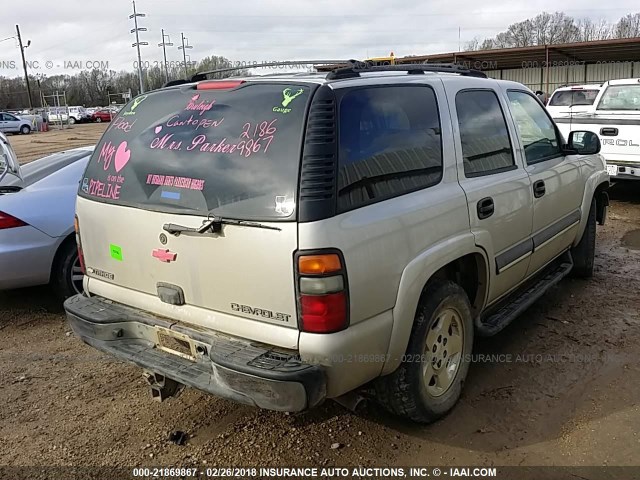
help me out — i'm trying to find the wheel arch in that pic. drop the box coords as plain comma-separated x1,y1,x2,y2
49,233,77,282
381,235,489,375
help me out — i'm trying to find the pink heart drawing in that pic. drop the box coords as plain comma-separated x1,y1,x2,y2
114,141,131,173
155,125,162,134
191,94,200,101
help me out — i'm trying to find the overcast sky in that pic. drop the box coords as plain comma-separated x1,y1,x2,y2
0,0,638,77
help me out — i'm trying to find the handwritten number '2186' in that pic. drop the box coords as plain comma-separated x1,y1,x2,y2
240,119,277,140
238,119,277,157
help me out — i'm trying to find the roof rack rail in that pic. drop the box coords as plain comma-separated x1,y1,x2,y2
189,60,357,82
326,62,488,80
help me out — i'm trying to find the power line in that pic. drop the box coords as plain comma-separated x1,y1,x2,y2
178,33,193,78
129,0,147,94
158,29,173,84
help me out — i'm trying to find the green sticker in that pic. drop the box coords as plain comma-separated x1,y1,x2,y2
110,244,123,261
281,88,304,107
273,87,305,114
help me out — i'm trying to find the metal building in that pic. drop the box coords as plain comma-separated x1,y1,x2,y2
321,37,640,95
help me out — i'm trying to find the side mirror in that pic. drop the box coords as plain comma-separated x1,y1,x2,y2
566,130,601,155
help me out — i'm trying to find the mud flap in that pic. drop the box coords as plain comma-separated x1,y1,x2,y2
597,191,609,225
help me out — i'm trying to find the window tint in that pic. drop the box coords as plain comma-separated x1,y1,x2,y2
80,84,311,220
597,84,640,111
455,90,515,176
337,86,442,211
507,91,561,164
549,89,599,106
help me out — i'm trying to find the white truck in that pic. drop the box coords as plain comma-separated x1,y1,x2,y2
555,78,640,180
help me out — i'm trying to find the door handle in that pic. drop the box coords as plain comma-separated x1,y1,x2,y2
477,197,494,220
533,180,546,198
600,127,618,136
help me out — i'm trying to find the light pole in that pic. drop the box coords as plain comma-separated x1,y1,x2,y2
129,0,148,94
178,33,193,79
15,25,33,109
158,30,173,84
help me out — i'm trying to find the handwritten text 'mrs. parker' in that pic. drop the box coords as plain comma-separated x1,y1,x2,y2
149,133,274,157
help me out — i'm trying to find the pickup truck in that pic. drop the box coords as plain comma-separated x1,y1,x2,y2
64,63,610,423
555,78,640,180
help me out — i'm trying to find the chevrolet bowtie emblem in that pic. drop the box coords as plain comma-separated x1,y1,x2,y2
152,248,177,262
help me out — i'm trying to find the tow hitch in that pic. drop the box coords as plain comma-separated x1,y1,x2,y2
142,370,185,402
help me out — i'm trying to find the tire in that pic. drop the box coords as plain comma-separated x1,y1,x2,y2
571,198,596,278
20,125,30,134
68,116,76,125
95,117,102,123
375,280,474,423
51,240,84,301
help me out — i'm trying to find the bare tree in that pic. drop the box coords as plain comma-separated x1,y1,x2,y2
472,10,638,51
614,13,640,38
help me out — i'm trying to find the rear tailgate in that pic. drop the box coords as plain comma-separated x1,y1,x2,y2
76,81,316,345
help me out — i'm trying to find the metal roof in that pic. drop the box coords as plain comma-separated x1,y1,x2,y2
317,37,640,72
412,37,640,70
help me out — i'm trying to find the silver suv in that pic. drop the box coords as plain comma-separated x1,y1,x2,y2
64,62,609,423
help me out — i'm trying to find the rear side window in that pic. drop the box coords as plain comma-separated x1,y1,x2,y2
549,89,599,106
597,84,640,111
337,85,442,211
79,83,312,220
455,90,515,177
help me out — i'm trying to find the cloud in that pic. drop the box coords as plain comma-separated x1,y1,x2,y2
0,0,638,77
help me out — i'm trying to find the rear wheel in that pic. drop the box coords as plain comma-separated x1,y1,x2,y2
375,280,474,423
51,240,84,301
571,198,596,278
20,125,30,134
95,117,102,123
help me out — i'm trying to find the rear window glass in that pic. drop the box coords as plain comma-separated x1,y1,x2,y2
548,89,599,106
597,85,640,111
79,83,312,220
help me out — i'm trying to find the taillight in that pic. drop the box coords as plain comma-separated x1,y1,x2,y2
196,80,245,90
0,211,27,229
296,251,348,333
74,215,86,274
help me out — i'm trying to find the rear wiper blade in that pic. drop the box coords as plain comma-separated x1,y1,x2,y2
163,216,281,235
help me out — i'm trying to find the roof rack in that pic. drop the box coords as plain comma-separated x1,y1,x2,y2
326,62,488,80
160,60,487,89
189,60,356,82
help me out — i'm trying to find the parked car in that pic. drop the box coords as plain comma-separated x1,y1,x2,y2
0,111,32,134
546,84,602,118
0,137,94,299
555,78,640,180
46,106,88,124
64,64,609,423
91,109,114,123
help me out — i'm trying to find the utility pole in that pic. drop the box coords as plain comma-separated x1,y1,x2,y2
178,33,193,79
16,25,33,109
129,1,148,94
158,29,173,84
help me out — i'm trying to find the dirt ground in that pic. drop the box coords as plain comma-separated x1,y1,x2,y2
8,123,108,164
1,179,639,471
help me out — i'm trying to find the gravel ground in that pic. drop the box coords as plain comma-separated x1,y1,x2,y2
8,123,107,164
0,178,638,471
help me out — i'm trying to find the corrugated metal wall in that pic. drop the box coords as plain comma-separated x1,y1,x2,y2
485,62,639,93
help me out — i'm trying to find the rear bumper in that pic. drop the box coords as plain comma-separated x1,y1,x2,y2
607,162,640,180
64,294,326,412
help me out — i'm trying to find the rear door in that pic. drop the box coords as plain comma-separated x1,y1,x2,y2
505,89,584,277
451,86,534,304
77,82,315,336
